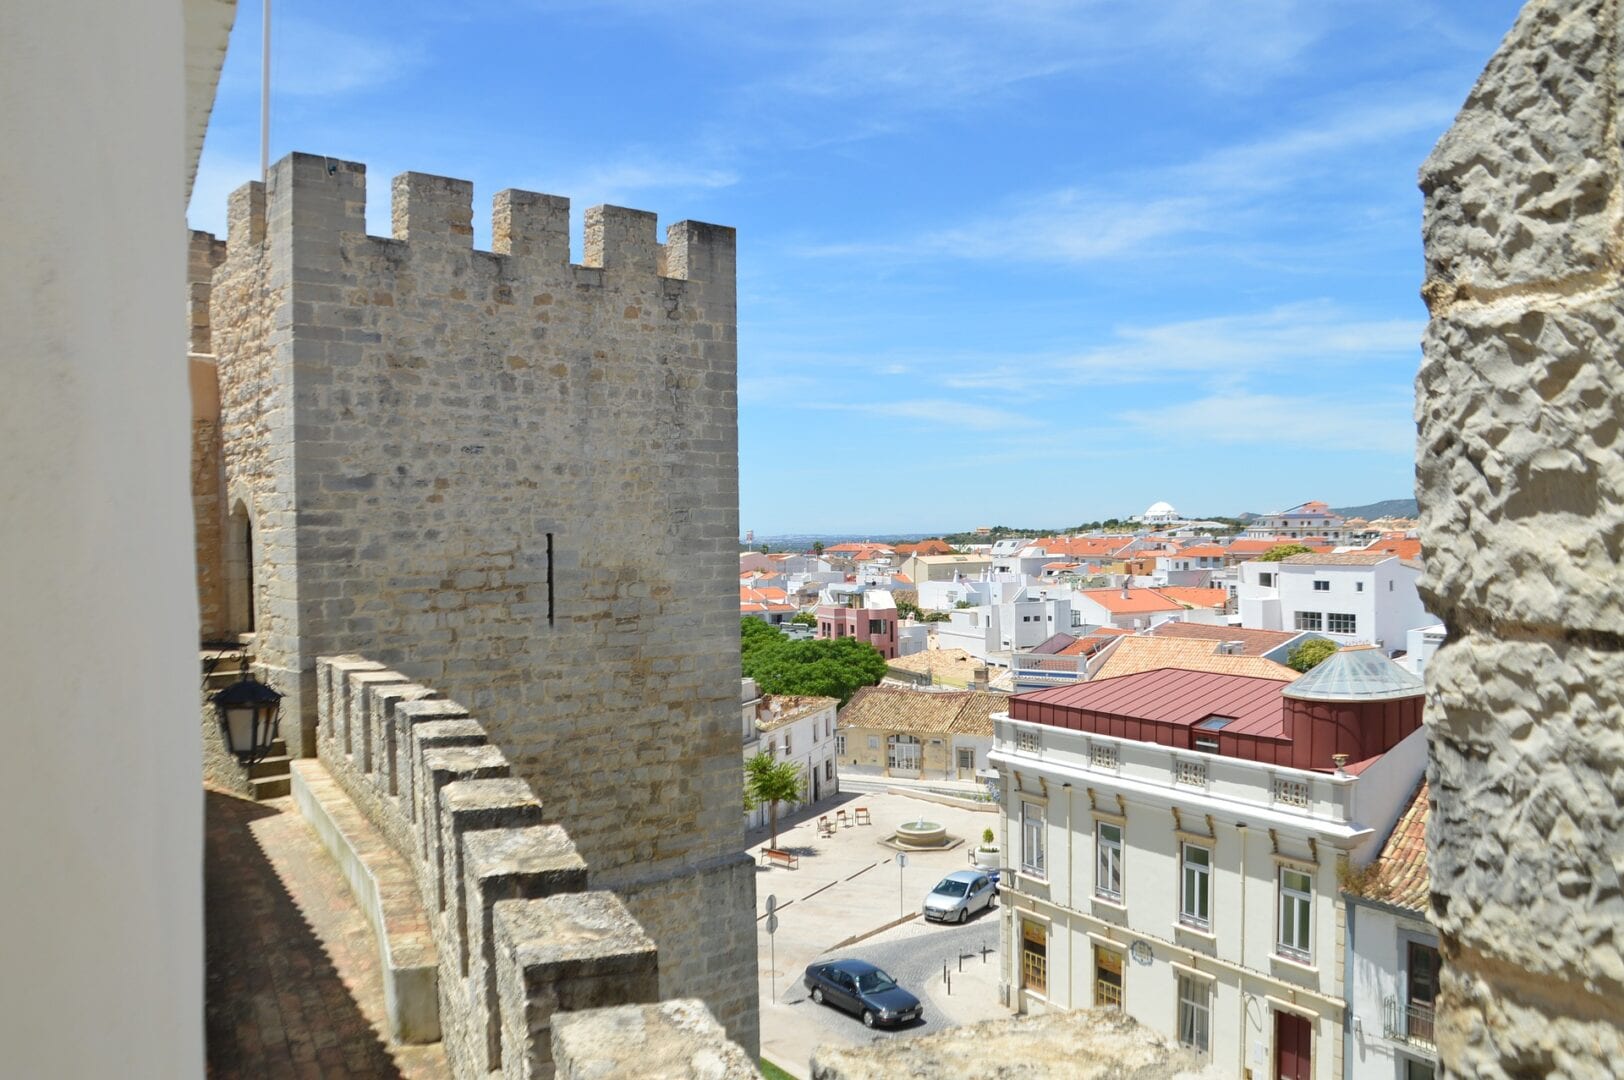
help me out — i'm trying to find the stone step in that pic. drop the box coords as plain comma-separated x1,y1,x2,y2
249,774,291,800
248,754,293,780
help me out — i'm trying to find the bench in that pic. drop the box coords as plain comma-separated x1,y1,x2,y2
760,847,800,870
853,807,871,825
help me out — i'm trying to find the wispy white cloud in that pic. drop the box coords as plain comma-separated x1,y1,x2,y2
808,398,1036,431
1119,390,1415,453
796,94,1454,266
1064,301,1423,382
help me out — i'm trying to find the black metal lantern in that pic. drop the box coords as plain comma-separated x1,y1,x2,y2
212,658,284,764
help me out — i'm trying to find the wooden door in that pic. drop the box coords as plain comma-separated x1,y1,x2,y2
1275,1010,1312,1080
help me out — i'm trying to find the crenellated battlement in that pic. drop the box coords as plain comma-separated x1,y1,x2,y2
230,152,734,294
311,655,755,1079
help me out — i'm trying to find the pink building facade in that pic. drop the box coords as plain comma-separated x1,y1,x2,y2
815,584,898,659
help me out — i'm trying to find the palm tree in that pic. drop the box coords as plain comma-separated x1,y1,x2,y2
745,751,806,850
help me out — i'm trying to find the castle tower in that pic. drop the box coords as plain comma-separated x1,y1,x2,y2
206,153,756,1051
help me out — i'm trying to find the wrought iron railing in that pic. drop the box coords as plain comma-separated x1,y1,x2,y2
1383,996,1436,1049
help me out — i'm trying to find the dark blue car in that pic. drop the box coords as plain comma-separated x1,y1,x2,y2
802,958,923,1028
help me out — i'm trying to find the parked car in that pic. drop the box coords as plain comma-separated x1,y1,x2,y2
802,959,923,1028
922,869,996,923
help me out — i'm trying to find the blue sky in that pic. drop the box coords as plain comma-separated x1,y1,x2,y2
190,1,1527,535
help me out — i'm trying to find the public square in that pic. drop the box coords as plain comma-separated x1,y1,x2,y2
748,787,1011,1077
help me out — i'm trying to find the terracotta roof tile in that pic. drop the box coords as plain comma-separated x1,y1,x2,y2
838,686,1009,737
1353,781,1430,913
1092,637,1298,682
1077,588,1186,614
1155,587,1230,610
1281,552,1398,566
1149,622,1300,655
756,694,839,733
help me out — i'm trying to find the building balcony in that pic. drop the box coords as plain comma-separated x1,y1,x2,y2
1383,996,1437,1052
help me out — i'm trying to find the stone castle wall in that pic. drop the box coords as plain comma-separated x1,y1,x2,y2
189,229,229,642
206,152,755,1051
1417,0,1624,1074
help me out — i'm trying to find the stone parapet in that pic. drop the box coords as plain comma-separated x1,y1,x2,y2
312,656,753,1078
551,999,760,1080
1417,1,1624,1075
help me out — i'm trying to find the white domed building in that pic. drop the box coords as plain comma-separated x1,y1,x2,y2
1138,500,1180,525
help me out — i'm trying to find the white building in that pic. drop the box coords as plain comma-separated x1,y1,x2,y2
746,693,841,830
1137,501,1182,525
1345,782,1439,1080
935,589,1076,663
1236,553,1433,657
1398,625,1445,679
1241,501,1353,542
990,649,1427,1080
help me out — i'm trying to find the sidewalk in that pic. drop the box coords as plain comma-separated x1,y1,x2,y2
749,788,1004,1076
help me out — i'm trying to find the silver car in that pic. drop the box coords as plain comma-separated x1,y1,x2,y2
922,869,996,923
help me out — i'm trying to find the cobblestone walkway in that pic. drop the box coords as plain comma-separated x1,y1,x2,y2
205,787,447,1079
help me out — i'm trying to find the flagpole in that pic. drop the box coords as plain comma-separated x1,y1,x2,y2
260,0,271,181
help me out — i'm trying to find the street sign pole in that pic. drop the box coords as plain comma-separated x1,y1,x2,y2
896,853,908,918
765,894,779,1002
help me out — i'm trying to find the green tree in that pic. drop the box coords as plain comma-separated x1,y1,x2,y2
744,751,805,849
740,619,888,704
954,600,974,609
790,611,816,627
921,611,951,623
811,540,824,555
895,598,923,621
1287,638,1338,672
759,543,770,554
1259,543,1315,562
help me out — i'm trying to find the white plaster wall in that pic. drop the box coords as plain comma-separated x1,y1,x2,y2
997,755,1357,1080
0,2,206,1076
1346,902,1439,1080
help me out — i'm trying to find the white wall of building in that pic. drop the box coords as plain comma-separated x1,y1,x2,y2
751,701,840,830
990,716,1425,1080
1346,901,1440,1080
0,3,224,1075
1272,561,1432,656
1401,625,1446,678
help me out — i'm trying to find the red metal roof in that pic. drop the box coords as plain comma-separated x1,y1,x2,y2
1015,668,1288,738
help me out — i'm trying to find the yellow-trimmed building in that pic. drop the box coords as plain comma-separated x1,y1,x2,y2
836,686,1007,782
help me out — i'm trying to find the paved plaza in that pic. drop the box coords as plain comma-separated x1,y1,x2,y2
749,786,1012,1077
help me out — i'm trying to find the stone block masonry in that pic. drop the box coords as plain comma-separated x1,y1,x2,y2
208,152,755,1053
310,657,752,1078
1417,1,1624,1076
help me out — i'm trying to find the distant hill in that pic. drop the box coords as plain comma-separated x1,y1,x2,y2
1332,498,1418,520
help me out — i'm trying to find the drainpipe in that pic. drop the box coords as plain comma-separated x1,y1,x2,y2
1343,896,1355,1080
1063,783,1074,912
1236,820,1249,1079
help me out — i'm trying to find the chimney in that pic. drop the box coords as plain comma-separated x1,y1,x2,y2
1220,641,1244,655
972,666,988,690
1121,584,1131,600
